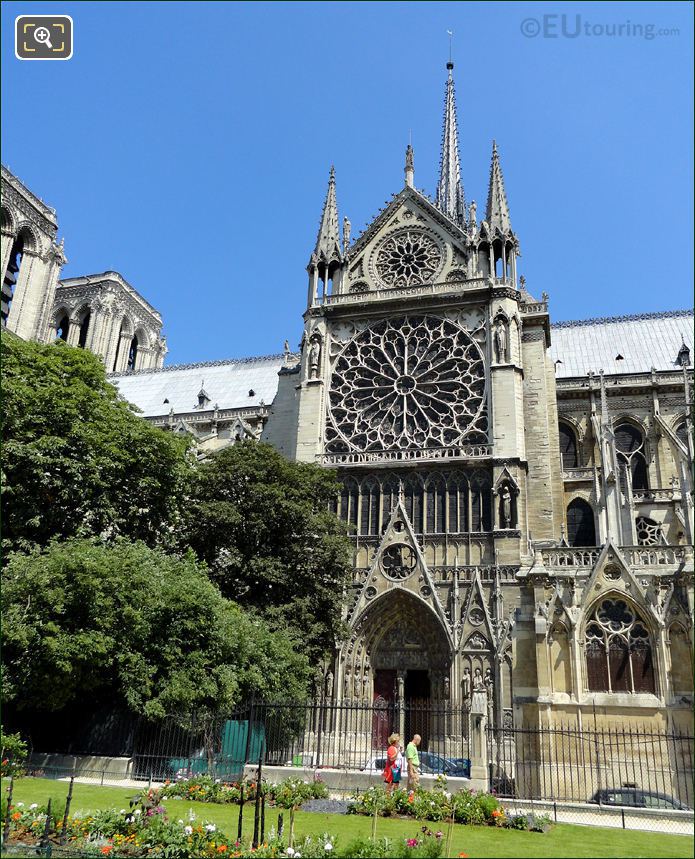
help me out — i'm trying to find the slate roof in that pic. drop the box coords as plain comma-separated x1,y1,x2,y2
110,354,290,417
550,309,693,378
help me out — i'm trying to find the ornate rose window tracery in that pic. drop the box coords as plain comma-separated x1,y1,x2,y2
372,230,443,289
326,315,487,453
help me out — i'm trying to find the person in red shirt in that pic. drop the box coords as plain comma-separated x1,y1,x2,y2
383,732,401,795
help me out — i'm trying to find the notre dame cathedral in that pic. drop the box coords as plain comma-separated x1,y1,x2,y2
2,61,693,738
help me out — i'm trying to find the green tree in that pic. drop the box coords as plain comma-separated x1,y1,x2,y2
1,539,310,718
183,441,352,665
1,334,190,554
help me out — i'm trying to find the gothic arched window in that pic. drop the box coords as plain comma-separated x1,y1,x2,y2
77,308,91,349
636,516,664,546
424,475,446,533
127,334,138,370
558,422,578,469
55,311,70,341
2,234,24,326
402,474,424,533
567,498,596,547
360,479,379,536
447,473,468,533
585,598,655,694
614,422,648,491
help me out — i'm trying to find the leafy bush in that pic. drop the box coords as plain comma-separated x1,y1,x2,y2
0,730,27,777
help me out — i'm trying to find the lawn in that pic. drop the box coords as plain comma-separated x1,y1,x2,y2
3,777,693,858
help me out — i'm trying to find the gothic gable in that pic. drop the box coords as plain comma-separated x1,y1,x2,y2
343,188,471,295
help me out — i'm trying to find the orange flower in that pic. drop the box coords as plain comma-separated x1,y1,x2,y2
217,847,228,853
11,812,21,820
101,848,114,856
458,853,469,858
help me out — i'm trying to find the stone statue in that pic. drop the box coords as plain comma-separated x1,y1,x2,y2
309,335,321,380
484,668,494,723
500,486,512,528
354,667,361,698
469,200,477,229
397,674,405,702
461,667,471,704
344,667,351,697
493,318,508,363
343,216,351,250
326,670,334,699
443,675,450,700
471,668,487,716
362,668,369,696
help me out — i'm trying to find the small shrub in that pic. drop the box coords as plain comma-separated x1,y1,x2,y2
0,731,28,777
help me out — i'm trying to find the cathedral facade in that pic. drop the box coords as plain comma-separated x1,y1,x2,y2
2,63,693,738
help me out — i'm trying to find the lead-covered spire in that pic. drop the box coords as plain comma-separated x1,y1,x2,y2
485,141,512,233
313,165,341,260
435,61,466,228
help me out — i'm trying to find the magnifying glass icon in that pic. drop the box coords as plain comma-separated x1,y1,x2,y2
34,26,53,50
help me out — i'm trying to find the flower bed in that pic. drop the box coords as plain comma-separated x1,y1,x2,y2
348,784,551,832
1,800,451,858
154,776,329,806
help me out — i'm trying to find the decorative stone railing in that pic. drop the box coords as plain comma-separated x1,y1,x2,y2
563,468,595,481
541,545,687,569
319,444,492,467
521,301,548,314
541,548,601,568
622,545,687,567
632,488,681,503
319,277,489,306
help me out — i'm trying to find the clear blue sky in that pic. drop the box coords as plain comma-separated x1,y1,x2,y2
2,1,693,365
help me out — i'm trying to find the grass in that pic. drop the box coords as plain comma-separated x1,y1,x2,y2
2,777,693,858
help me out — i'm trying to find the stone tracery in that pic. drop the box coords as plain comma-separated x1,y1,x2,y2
326,315,487,453
373,229,443,288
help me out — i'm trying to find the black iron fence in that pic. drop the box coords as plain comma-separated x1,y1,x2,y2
19,699,695,813
488,723,694,810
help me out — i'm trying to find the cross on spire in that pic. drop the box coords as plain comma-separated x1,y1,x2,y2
435,59,466,228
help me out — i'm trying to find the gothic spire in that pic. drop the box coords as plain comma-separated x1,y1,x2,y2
435,61,466,228
313,165,341,260
485,141,512,232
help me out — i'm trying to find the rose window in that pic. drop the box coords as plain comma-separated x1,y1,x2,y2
326,315,487,453
373,230,443,288
381,544,417,580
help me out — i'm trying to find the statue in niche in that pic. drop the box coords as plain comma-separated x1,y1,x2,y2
344,667,351,697
469,200,477,229
397,674,405,702
343,216,351,250
461,667,471,705
325,670,333,699
362,668,369,697
499,486,513,528
308,334,322,379
354,667,362,698
443,675,450,700
471,668,487,716
493,318,508,364
484,668,494,723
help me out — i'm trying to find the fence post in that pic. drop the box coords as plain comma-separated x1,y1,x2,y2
2,775,13,847
60,776,75,844
252,756,262,848
41,798,52,857
621,807,625,829
315,696,324,769
243,696,256,775
237,783,244,842
277,812,283,839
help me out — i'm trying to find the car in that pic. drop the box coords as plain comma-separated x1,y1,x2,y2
360,752,470,778
589,788,691,810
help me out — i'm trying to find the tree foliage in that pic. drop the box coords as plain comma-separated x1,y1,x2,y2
1,334,191,554
184,441,352,664
1,539,311,718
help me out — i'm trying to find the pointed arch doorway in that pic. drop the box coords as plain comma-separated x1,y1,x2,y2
348,591,451,749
